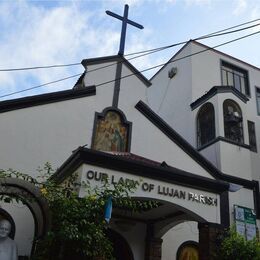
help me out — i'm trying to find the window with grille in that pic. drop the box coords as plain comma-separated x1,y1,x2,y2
223,100,244,144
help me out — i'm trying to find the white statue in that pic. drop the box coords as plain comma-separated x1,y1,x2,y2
0,219,18,260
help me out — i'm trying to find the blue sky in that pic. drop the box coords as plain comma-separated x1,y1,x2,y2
0,0,259,100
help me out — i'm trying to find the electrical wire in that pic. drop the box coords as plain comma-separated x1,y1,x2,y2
64,20,260,78
93,30,260,87
126,21,260,62
0,73,82,99
0,27,259,99
62,20,260,77
0,62,81,72
124,18,260,56
0,18,259,72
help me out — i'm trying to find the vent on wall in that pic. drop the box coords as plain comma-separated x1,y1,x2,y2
168,67,178,79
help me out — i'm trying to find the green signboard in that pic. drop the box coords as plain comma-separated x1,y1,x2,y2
244,207,256,224
234,205,257,240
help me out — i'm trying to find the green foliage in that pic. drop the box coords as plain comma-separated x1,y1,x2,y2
217,226,260,260
0,164,158,260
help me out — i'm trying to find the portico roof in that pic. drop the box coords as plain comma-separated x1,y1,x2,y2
53,147,229,194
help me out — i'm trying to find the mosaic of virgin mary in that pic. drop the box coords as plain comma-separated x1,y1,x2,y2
93,111,128,152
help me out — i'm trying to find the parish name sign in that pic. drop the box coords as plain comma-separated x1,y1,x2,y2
83,168,218,207
77,164,221,224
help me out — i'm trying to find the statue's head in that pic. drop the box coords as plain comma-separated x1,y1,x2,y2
0,219,11,238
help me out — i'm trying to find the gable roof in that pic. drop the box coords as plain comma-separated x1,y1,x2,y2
150,40,260,81
135,100,256,189
81,55,152,87
0,86,96,113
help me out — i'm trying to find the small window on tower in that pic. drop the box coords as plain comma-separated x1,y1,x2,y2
223,100,244,144
197,103,215,148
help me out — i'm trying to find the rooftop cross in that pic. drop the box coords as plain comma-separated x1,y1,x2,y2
106,4,144,55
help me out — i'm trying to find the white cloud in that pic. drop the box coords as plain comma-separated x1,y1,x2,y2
250,5,260,33
109,0,143,7
0,1,92,98
184,0,211,6
233,0,247,15
0,0,156,100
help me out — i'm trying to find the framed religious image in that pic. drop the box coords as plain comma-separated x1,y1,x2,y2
176,241,199,260
92,108,132,152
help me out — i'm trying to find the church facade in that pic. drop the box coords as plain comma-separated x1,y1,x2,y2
0,40,259,260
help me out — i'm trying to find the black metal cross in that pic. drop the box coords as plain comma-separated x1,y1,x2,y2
106,4,143,55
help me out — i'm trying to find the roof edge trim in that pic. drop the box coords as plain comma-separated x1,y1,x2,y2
190,86,249,110
53,147,229,194
0,86,96,113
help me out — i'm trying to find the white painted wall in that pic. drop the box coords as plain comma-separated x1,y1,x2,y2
150,41,260,183
0,95,111,177
149,44,194,145
199,143,220,168
219,142,252,180
162,221,198,260
250,152,260,183
229,189,255,224
190,43,222,101
0,78,215,180
128,102,214,179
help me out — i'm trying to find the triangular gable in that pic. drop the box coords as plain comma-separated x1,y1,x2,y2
150,40,260,82
81,55,152,87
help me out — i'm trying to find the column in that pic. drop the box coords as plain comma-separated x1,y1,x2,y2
198,222,223,260
145,237,163,260
145,223,162,260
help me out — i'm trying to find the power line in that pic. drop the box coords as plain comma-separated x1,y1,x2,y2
0,18,259,72
198,18,260,38
0,73,82,99
74,20,260,76
94,30,260,88
127,21,260,61
0,62,81,72
1,29,259,99
197,21,260,40
124,18,260,56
